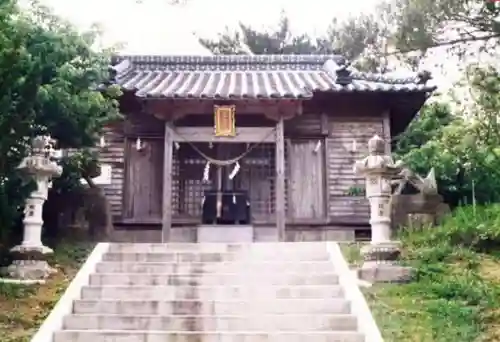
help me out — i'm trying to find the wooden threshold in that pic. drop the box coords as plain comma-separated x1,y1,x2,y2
117,218,368,226
114,218,369,231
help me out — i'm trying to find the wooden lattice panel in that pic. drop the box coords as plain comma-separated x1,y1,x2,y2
171,147,180,215
172,142,287,223
175,143,213,218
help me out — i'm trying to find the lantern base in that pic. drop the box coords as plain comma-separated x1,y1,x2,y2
358,242,412,283
2,260,56,281
2,245,56,281
10,244,53,257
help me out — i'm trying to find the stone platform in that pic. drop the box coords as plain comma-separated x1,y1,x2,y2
197,225,254,243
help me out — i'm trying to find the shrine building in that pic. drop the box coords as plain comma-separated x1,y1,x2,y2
100,54,435,242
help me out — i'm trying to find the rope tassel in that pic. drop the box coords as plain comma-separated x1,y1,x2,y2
171,126,276,166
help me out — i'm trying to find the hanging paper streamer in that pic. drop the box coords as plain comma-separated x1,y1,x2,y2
229,161,240,180
135,138,142,151
313,140,322,153
202,162,211,183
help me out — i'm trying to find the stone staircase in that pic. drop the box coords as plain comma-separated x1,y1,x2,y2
43,242,381,342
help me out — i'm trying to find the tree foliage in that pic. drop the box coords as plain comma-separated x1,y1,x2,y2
0,0,120,240
395,66,500,207
199,14,390,71
386,0,500,55
197,0,500,69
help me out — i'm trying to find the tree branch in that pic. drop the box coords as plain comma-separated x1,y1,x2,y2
385,33,500,56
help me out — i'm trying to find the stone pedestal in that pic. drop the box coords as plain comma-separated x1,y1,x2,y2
358,242,412,283
354,135,412,283
2,136,62,281
197,225,254,243
5,246,56,280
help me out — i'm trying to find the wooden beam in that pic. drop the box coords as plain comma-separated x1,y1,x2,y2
275,116,286,241
320,112,329,135
382,110,391,153
161,122,174,242
143,99,303,121
172,127,275,143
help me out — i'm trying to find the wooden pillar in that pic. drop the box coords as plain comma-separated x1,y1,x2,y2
162,122,174,242
275,116,286,241
382,110,391,154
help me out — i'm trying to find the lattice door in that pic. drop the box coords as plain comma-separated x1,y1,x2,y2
238,143,276,222
175,143,214,218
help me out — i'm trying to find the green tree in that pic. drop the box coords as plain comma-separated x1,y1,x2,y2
383,0,500,55
395,66,500,206
395,102,454,157
199,14,391,71
0,1,121,240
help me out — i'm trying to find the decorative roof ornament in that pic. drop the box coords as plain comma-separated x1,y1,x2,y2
335,62,353,86
108,59,132,83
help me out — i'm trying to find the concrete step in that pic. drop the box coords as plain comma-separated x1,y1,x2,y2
73,299,351,315
107,242,330,254
108,243,237,253
101,252,330,263
89,273,339,286
95,261,336,274
63,314,358,331
54,330,365,342
80,285,344,300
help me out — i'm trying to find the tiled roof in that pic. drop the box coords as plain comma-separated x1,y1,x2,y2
109,55,437,99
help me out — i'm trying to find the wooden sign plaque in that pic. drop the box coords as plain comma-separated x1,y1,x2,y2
214,105,236,137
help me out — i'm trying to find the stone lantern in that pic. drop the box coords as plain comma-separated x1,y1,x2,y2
353,135,410,282
4,136,62,281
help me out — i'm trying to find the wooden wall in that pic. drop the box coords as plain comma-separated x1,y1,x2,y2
100,108,389,226
97,127,125,220
122,138,164,221
99,112,164,222
287,139,325,220
326,116,385,223
285,111,387,225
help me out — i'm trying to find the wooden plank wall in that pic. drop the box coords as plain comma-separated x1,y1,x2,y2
284,113,324,136
326,116,385,223
287,139,325,220
122,138,163,221
284,114,325,222
99,127,125,219
102,113,164,221
63,125,125,220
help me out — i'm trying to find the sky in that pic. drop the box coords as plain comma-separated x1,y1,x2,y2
35,0,494,93
39,0,381,54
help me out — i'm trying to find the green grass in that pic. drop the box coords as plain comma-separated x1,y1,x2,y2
339,242,365,268
0,242,94,342
347,205,500,342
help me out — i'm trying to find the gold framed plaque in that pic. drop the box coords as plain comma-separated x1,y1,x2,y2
214,105,236,137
